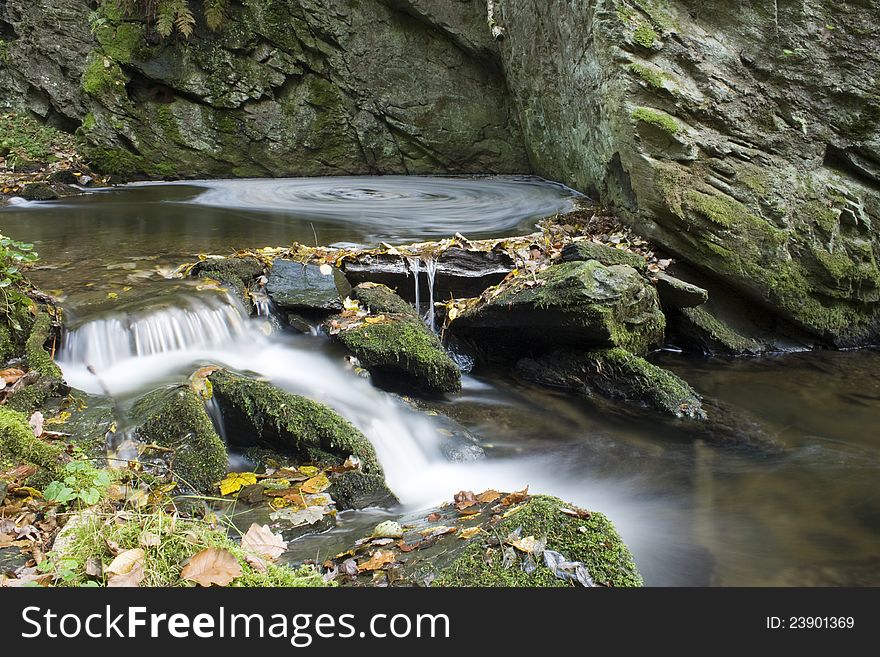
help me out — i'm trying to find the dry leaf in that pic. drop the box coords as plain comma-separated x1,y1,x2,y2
357,549,396,572
241,523,287,561
104,538,123,556
426,512,441,522
454,490,477,511
0,367,26,385
181,548,242,587
107,562,145,588
85,558,103,577
500,486,530,506
459,526,482,540
106,548,145,576
301,473,330,494
138,531,161,548
476,490,501,504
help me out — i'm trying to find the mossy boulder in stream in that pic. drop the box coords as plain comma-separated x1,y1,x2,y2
517,348,705,420
351,282,418,317
0,406,67,482
452,260,665,357
433,495,643,587
209,370,394,508
5,311,69,414
189,257,264,305
133,386,227,494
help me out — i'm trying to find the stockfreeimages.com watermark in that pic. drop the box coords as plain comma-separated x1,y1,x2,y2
21,606,450,646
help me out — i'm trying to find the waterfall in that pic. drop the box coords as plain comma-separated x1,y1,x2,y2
424,258,437,333
406,256,421,313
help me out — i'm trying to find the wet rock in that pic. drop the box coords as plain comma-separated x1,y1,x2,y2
209,370,395,509
190,257,263,306
46,169,80,185
670,305,763,355
351,282,418,317
561,240,647,271
18,182,57,201
343,248,514,301
653,272,708,309
433,495,642,587
517,348,705,420
452,260,665,357
266,261,351,312
331,314,461,394
133,386,227,494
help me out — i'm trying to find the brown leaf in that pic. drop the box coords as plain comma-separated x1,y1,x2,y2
104,538,123,556
138,531,161,548
181,548,242,587
559,506,592,520
107,562,145,588
357,549,396,572
454,490,477,511
0,367,26,385
476,490,501,504
426,512,441,522
85,558,103,578
105,548,145,577
241,523,287,562
500,486,530,506
459,526,482,540
300,473,330,494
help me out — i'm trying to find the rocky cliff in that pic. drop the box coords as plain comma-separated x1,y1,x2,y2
2,0,879,346
496,0,880,346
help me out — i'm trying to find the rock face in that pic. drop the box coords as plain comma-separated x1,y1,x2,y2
452,260,665,356
496,0,880,346
0,0,528,178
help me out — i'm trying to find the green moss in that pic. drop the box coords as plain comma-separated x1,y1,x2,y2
83,146,144,177
25,312,62,379
0,39,8,64
632,106,680,135
0,406,65,478
335,316,461,394
155,104,184,143
54,511,329,587
633,22,658,48
95,22,146,64
627,63,667,89
802,199,840,234
350,283,418,317
82,55,126,96
133,387,228,493
434,495,643,587
561,240,648,271
676,306,762,354
209,370,385,476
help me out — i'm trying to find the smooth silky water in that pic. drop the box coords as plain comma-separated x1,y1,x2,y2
2,177,879,586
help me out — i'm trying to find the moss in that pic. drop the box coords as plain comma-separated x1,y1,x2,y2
633,23,658,48
25,312,62,379
676,306,762,354
627,62,667,89
518,348,705,420
434,495,643,587
335,316,461,394
209,370,385,477
802,199,840,234
350,283,418,317
95,22,146,64
632,106,680,135
561,240,648,271
55,511,329,587
83,146,144,177
155,104,184,143
82,55,126,96
133,387,228,493
0,406,65,479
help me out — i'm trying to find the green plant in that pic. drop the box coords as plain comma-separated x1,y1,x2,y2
36,552,100,587
43,460,113,507
100,0,229,37
0,235,38,289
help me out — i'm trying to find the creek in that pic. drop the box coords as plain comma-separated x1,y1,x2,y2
2,176,879,586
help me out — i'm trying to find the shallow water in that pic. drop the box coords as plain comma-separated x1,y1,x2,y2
2,177,879,586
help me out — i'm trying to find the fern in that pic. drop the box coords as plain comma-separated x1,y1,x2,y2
155,0,177,37
174,2,196,37
99,0,226,38
203,0,228,31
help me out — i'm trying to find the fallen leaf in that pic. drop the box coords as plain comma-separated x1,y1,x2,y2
418,526,457,538
559,506,592,519
181,548,242,587
340,558,359,576
476,490,501,504
426,512,441,522
104,538,123,556
105,548,145,578
454,490,477,511
107,562,145,588
500,486,530,506
138,531,161,548
364,315,386,324
372,521,403,539
298,465,320,477
218,472,257,496
28,412,44,438
357,549,396,572
300,473,330,494
0,368,26,385
241,523,287,561
459,527,482,540
270,506,325,526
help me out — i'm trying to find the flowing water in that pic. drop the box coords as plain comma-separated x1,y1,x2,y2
2,177,879,586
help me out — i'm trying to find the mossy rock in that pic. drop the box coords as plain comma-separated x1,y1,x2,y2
189,257,264,306
0,406,67,482
453,260,665,357
561,241,648,271
671,305,763,355
6,311,68,413
333,315,461,394
517,347,705,420
18,183,58,201
351,283,418,317
209,370,394,507
653,272,708,309
433,495,643,587
133,386,228,494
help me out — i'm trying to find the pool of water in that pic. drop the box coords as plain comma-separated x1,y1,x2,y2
2,177,878,586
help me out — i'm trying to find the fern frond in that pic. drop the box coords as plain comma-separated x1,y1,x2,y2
174,5,196,38
203,0,228,31
156,0,177,37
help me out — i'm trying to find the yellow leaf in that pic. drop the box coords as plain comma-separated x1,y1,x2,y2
459,526,482,540
342,297,360,312
181,548,241,587
298,466,319,477
218,472,257,496
364,314,386,324
357,549,396,572
300,473,330,494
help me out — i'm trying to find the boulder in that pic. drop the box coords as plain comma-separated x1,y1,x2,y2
0,406,66,483
561,241,647,271
208,370,395,508
653,272,709,309
433,495,643,587
133,386,227,494
6,312,69,414
350,282,418,317
332,315,461,394
190,257,263,304
452,260,665,356
266,260,351,312
18,182,58,201
517,347,705,420
342,247,515,301
670,306,764,356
